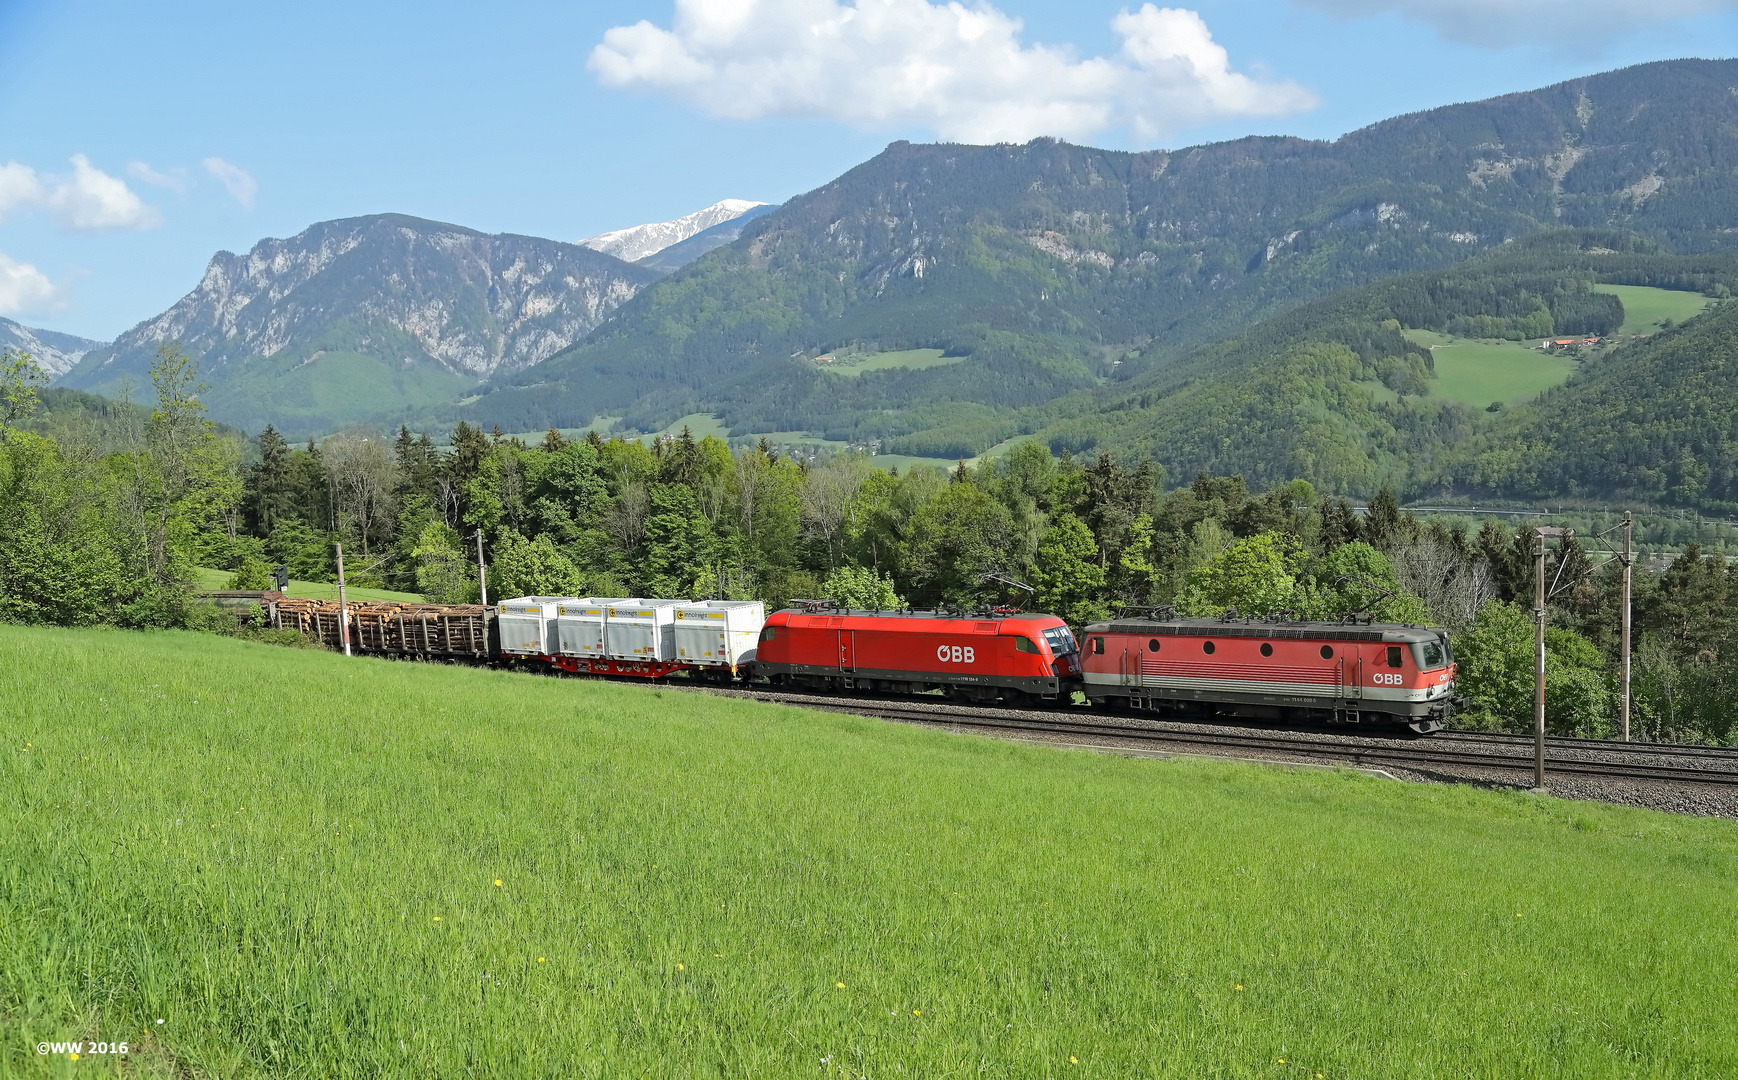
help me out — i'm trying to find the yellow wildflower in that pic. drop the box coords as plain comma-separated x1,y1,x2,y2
494,879,503,887
836,982,846,989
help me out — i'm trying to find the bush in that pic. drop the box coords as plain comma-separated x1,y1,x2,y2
1454,601,1612,734
821,564,904,610
228,555,273,590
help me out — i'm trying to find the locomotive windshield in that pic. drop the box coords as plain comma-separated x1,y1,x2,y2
1412,637,1451,670
1042,625,1078,655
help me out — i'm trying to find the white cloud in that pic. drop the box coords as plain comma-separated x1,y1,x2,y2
0,250,61,316
1292,0,1738,44
589,0,1316,144
128,160,189,193
203,157,257,209
45,155,161,231
0,162,47,226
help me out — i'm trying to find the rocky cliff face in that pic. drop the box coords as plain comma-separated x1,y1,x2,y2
1,317,105,377
60,215,660,430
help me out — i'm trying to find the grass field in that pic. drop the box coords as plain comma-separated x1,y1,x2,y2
816,348,966,378
1403,330,1577,409
1594,284,1714,337
5,625,1736,1077
192,566,424,604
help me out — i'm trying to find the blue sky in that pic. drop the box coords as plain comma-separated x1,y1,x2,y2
1,0,1734,341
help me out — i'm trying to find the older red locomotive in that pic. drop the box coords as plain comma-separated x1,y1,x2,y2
1080,615,1460,733
751,606,1084,705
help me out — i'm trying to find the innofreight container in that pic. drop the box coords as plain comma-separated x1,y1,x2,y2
674,600,766,668
496,596,576,656
553,599,633,659
605,600,686,662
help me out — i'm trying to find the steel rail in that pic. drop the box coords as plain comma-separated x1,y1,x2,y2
728,691,1738,788
1438,729,1738,760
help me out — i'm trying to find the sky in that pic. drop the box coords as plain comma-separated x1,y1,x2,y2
1,0,1735,342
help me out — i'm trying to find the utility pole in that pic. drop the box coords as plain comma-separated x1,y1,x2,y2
335,541,352,658
475,530,489,606
1621,510,1633,743
1533,528,1547,791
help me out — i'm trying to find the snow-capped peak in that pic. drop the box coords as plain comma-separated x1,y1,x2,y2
580,199,768,263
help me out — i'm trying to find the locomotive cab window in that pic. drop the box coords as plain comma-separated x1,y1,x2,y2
759,625,777,642
1091,637,1104,655
1386,646,1403,668
1413,639,1449,670
1014,635,1040,654
1042,626,1078,655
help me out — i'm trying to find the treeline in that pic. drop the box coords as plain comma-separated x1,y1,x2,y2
6,342,1735,744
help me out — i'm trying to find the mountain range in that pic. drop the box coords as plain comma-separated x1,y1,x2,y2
1,317,106,377
39,58,1738,508
472,58,1738,448
58,215,662,434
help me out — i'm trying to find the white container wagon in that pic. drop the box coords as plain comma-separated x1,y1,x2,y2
605,600,686,662
674,600,765,670
496,596,577,656
553,598,633,660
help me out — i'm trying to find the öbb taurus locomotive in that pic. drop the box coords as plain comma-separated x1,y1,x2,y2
1080,615,1460,734
754,606,1084,705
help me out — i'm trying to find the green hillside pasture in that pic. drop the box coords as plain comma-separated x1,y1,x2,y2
5,626,1736,1077
1404,330,1576,409
817,348,964,377
205,350,475,436
1595,284,1714,337
193,566,424,604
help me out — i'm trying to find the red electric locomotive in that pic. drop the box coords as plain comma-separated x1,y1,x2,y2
1080,615,1460,734
752,605,1084,705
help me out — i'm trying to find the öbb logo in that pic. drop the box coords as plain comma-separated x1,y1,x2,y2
936,645,976,664
1374,672,1404,685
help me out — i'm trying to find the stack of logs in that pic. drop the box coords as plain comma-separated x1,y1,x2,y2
271,598,493,658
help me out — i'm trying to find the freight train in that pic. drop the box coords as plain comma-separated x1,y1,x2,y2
249,592,1458,733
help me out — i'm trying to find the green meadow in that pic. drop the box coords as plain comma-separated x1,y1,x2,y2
817,349,965,378
1594,284,1714,337
5,625,1736,1077
192,566,425,604
1403,330,1576,409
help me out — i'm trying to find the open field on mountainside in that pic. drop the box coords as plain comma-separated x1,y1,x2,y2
192,567,425,604
5,625,1736,1077
816,348,966,378
1403,330,1577,409
1595,284,1715,337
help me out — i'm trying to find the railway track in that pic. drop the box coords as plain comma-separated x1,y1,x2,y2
714,689,1738,788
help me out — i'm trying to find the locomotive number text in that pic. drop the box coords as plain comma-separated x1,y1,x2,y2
937,645,977,664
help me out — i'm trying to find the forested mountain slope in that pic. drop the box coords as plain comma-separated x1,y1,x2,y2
60,215,659,437
1443,297,1738,511
465,59,1738,443
1025,232,1737,495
